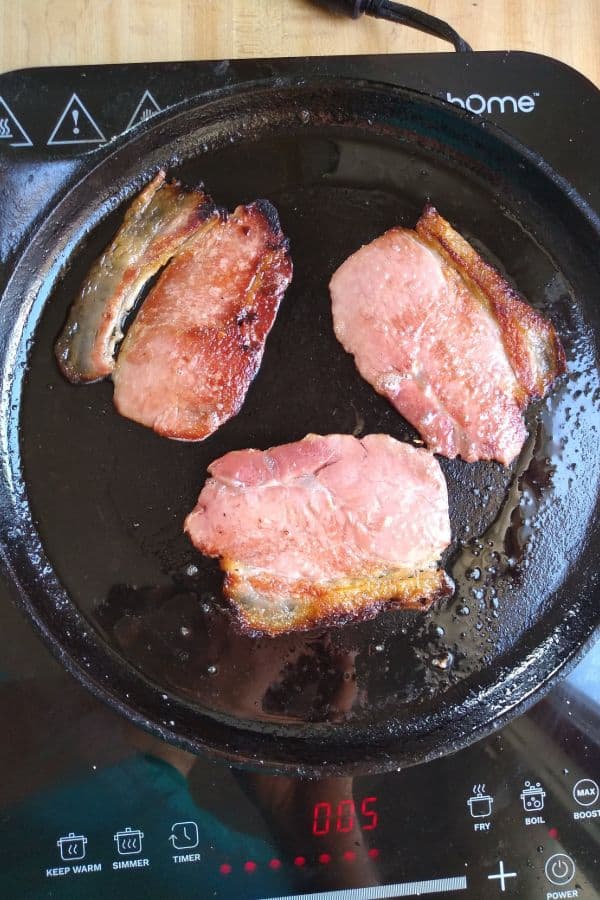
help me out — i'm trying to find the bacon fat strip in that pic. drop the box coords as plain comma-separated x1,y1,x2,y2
55,171,216,383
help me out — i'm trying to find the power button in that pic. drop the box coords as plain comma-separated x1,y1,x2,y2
544,853,576,886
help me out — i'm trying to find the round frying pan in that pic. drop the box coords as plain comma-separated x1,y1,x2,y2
1,78,599,776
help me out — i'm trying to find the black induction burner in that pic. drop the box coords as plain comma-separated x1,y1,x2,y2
0,51,599,899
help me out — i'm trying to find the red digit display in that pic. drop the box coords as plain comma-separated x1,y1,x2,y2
361,796,378,830
312,801,332,835
335,800,356,833
312,796,378,836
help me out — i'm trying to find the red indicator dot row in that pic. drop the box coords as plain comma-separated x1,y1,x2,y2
219,851,380,875
319,850,380,865
220,859,283,875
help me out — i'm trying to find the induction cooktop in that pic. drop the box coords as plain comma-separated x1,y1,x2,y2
0,51,598,899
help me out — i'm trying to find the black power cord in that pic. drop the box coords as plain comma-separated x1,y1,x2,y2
313,0,472,53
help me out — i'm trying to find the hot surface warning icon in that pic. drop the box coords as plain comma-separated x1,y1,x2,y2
48,93,106,146
0,97,33,147
125,89,161,131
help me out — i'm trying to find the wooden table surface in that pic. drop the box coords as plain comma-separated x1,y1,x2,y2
1,1,599,87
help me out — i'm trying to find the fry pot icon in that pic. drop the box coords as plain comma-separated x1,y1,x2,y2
467,793,493,818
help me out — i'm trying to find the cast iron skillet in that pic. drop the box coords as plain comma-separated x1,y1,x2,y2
1,78,599,775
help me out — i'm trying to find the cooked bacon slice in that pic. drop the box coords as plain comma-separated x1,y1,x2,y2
184,434,453,635
112,200,292,441
330,205,566,465
55,171,216,383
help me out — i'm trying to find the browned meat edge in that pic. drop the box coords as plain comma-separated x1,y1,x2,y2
416,204,566,405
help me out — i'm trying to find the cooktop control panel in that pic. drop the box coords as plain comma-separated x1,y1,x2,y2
0,51,599,899
18,672,600,899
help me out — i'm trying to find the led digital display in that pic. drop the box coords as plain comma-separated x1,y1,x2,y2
312,796,378,836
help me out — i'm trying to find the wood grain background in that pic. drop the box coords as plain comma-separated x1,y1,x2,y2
1,1,599,86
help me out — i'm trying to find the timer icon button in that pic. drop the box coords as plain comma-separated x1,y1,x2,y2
169,821,199,851
545,853,575,886
573,778,599,807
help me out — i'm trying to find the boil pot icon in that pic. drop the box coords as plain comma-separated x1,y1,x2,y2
520,781,546,812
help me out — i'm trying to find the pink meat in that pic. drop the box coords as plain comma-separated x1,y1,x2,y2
330,207,566,465
112,201,292,440
185,434,452,635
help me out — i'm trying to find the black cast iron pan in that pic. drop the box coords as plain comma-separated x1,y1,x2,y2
1,75,599,776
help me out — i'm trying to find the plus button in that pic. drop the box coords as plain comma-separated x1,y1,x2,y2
487,860,518,892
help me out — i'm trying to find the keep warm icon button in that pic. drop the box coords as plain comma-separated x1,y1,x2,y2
47,833,102,879
57,833,87,862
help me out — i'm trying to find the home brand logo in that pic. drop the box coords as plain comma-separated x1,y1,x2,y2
445,92,538,115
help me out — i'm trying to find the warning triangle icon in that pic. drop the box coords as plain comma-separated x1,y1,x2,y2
48,93,106,146
0,96,33,147
125,90,161,131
